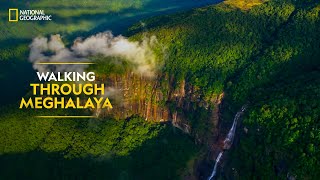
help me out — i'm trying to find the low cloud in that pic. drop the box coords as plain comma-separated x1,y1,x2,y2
29,31,160,77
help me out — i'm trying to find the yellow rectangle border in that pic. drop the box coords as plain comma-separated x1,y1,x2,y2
9,8,19,22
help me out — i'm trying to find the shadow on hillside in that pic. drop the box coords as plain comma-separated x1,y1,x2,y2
0,60,36,106
0,125,198,180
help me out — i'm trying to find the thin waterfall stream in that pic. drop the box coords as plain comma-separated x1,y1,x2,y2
208,105,246,180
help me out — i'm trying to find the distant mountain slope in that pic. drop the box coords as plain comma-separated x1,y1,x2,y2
224,0,267,10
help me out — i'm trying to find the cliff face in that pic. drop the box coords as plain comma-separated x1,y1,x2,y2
97,72,223,144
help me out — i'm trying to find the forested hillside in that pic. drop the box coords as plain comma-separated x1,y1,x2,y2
229,71,320,179
129,0,298,100
0,109,198,179
127,0,320,178
0,0,319,179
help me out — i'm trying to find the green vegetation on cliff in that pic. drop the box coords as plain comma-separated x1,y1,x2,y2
0,108,198,179
229,71,320,179
127,0,320,178
129,0,298,99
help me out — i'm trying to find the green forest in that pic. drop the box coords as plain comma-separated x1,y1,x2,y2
128,0,320,178
0,0,320,179
0,109,198,179
229,71,320,179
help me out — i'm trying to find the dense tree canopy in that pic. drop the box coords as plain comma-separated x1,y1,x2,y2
0,0,319,179
0,108,198,179
128,0,320,178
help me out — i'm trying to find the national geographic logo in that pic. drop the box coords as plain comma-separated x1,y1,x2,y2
8,9,52,22
8,9,18,22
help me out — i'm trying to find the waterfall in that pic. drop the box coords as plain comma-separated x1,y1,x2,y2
208,152,223,180
223,106,246,150
208,105,246,180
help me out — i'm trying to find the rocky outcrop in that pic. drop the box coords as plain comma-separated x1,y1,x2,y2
96,72,224,143
208,93,224,147
95,72,226,180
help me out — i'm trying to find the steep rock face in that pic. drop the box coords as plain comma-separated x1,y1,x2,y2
207,93,224,147
97,72,223,143
96,72,169,121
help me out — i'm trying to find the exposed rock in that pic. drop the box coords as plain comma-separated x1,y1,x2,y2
96,72,223,139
